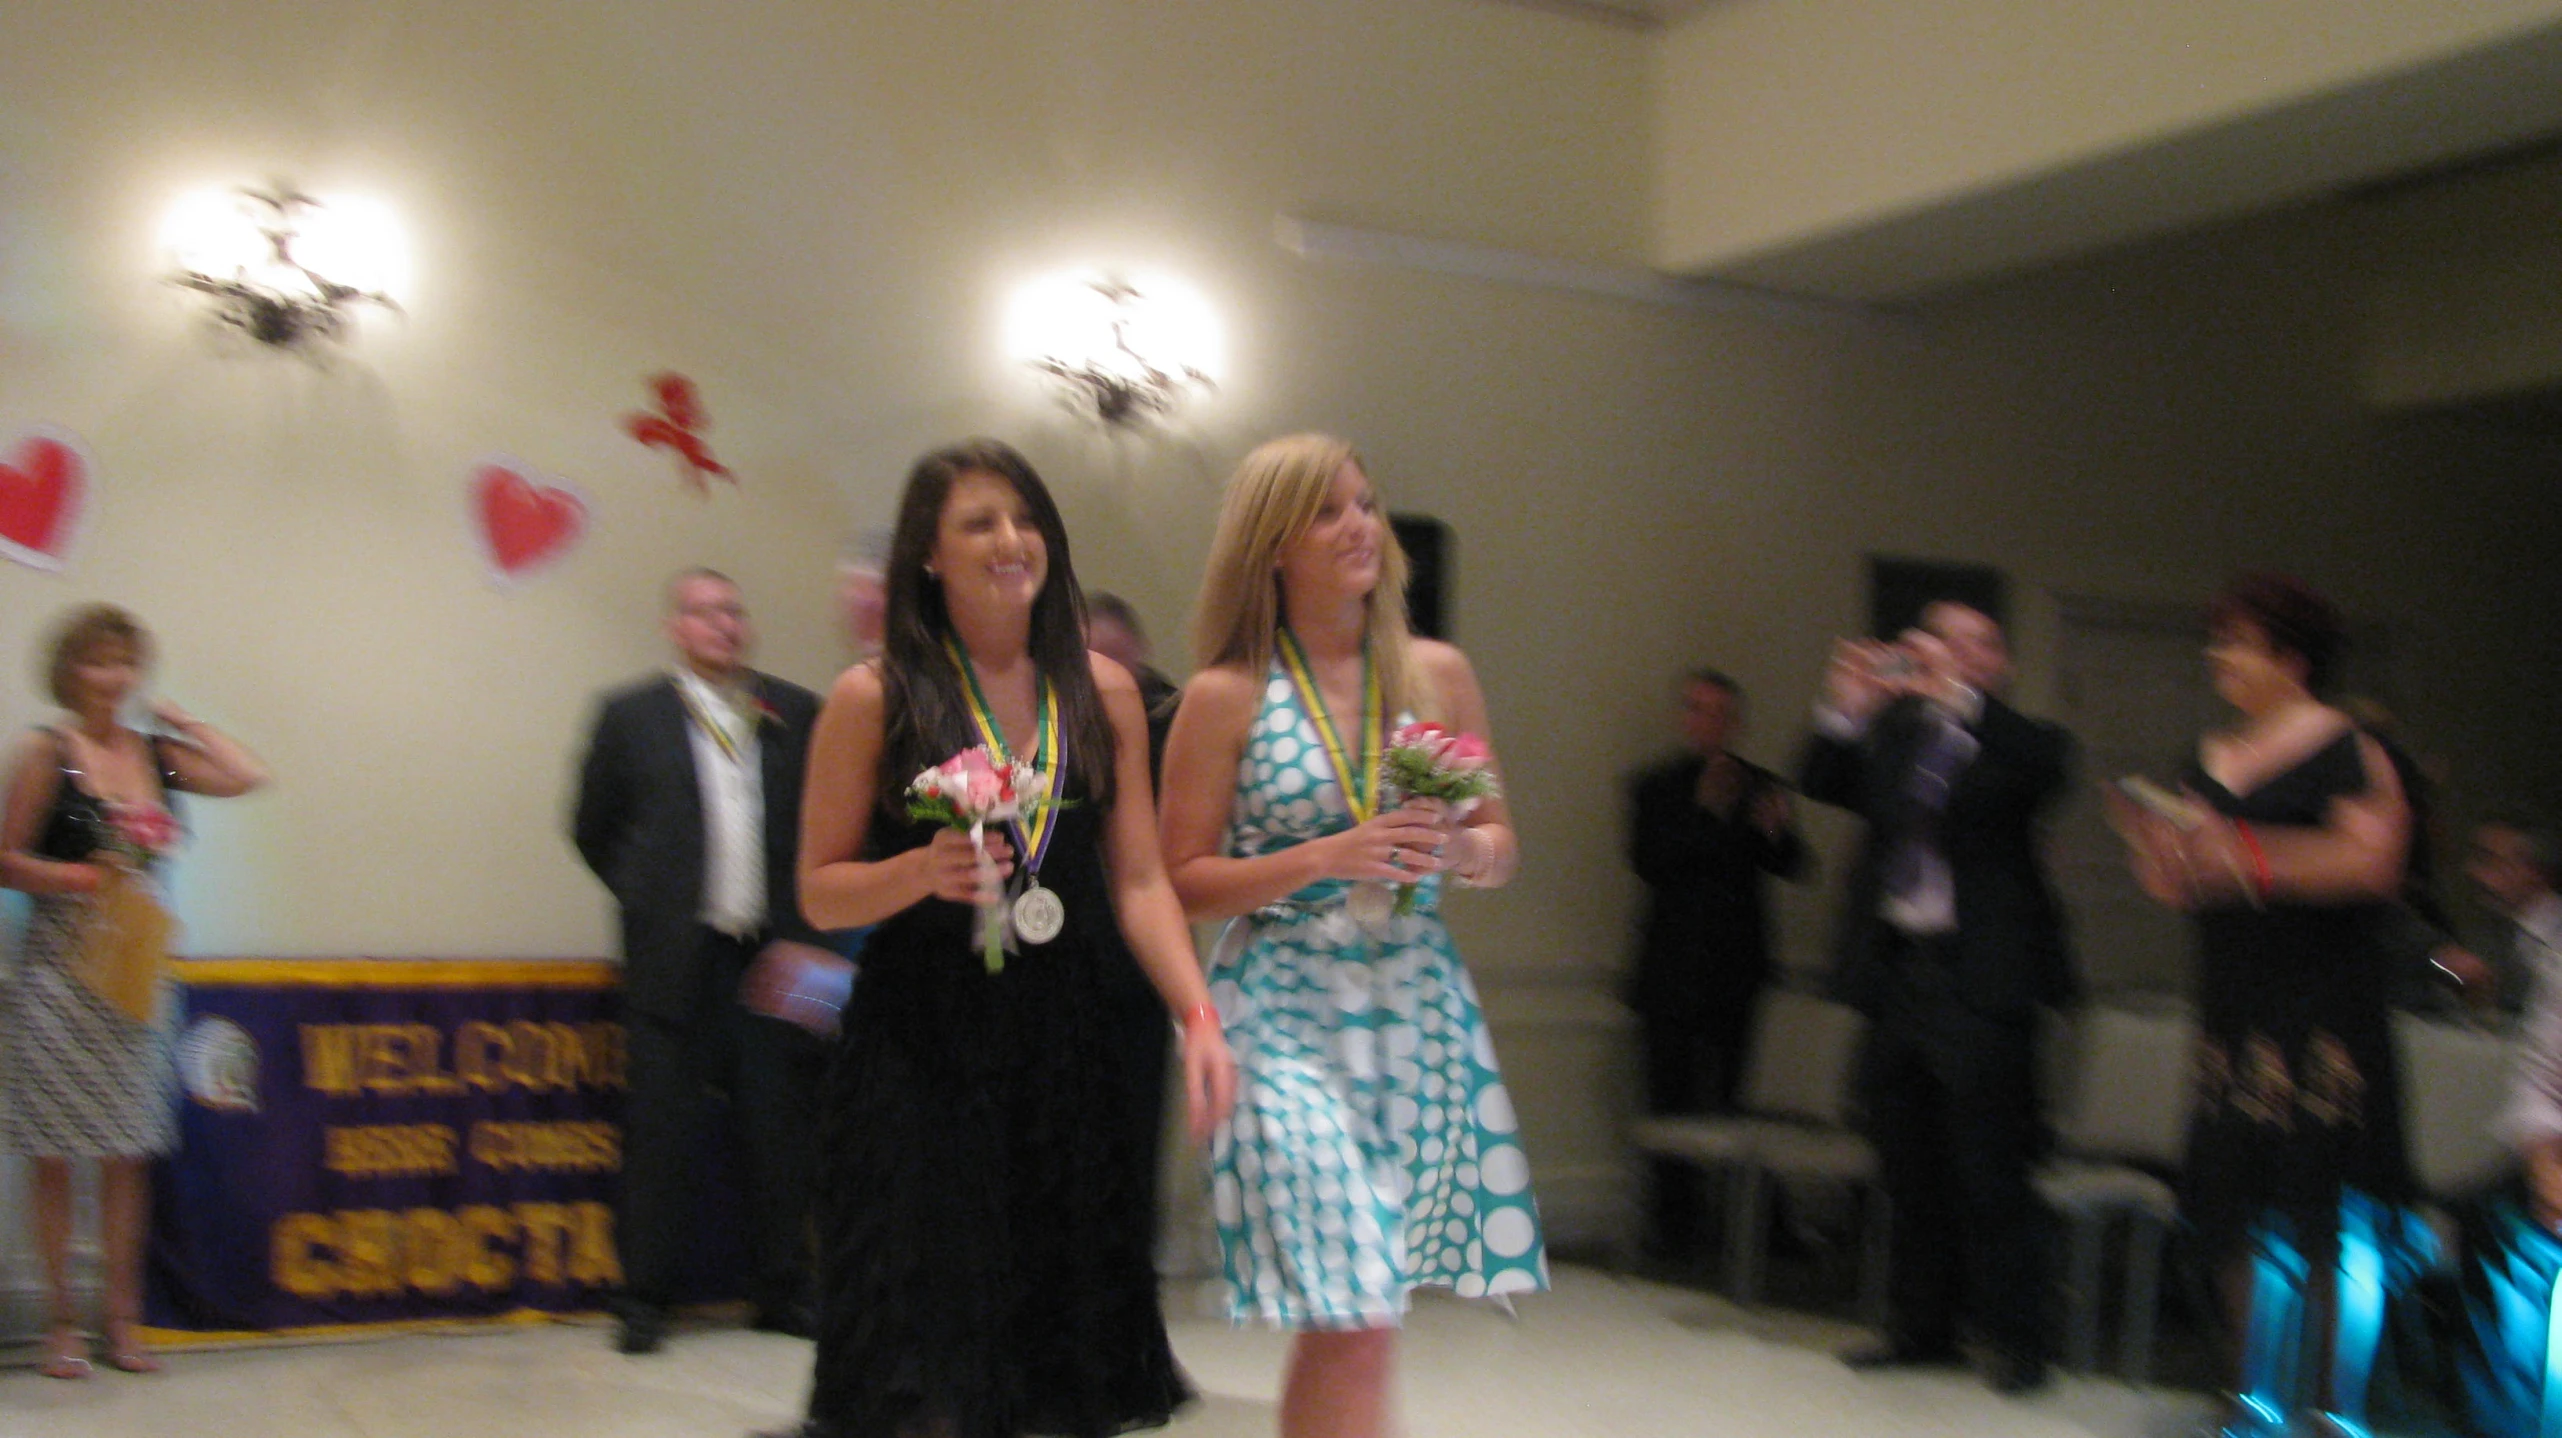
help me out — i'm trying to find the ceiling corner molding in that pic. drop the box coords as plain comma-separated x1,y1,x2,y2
1274,214,1878,328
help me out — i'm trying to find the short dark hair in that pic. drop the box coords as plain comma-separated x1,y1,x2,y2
1086,591,1145,640
44,603,150,706
665,566,737,611
2206,571,2344,694
1682,667,1743,704
1921,598,2005,637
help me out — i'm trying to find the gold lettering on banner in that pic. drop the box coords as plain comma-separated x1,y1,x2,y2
519,1203,569,1285
301,1024,361,1097
457,1021,508,1092
501,1021,551,1090
272,1213,337,1297
467,1120,622,1174
297,1024,463,1095
549,1023,594,1087
462,1205,519,1289
306,1021,628,1097
403,1207,466,1295
265,1202,625,1301
323,1123,460,1179
567,1203,622,1287
338,1209,401,1297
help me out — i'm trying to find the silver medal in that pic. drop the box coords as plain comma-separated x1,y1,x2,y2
1344,881,1395,929
1012,882,1066,945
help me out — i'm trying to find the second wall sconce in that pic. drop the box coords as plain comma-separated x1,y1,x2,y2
1010,274,1218,427
163,184,406,347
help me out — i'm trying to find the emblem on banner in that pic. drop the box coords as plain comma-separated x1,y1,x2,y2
179,1016,262,1113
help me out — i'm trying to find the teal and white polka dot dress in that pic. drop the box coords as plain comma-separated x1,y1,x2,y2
1205,660,1548,1329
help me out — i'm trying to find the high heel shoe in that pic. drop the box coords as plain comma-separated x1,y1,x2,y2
100,1316,161,1374
40,1322,92,1380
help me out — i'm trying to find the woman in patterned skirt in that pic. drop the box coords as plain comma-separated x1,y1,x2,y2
1,604,267,1378
1160,434,1546,1438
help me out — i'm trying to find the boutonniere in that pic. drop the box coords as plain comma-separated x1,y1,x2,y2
751,696,782,728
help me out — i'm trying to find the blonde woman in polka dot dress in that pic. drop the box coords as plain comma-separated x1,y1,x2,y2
1161,434,1546,1438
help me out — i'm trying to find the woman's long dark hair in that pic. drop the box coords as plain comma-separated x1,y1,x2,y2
877,439,1117,810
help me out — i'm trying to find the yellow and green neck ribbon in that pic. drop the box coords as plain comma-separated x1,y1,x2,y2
673,677,747,766
946,638,1063,874
1278,629,1381,824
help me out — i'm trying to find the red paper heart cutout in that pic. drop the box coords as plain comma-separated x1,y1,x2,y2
0,430,90,571
470,461,589,584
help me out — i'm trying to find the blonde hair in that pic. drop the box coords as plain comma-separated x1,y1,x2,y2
1190,433,1433,720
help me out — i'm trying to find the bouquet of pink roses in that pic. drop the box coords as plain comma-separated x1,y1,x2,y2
1378,721,1501,915
907,745,1054,973
91,801,181,869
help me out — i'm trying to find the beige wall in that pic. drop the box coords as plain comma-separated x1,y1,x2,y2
2358,149,2562,409
3,0,2559,1266
1652,0,2562,294
1,0,1656,960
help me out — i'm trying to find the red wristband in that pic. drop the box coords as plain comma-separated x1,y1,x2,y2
2234,821,2272,903
1179,1002,1219,1031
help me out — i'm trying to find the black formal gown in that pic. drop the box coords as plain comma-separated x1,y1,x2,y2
2180,732,2413,1252
801,772,1189,1438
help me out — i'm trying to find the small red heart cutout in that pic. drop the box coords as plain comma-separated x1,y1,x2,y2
0,428,92,572
469,459,589,585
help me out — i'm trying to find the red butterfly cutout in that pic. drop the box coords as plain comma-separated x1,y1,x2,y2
623,372,734,495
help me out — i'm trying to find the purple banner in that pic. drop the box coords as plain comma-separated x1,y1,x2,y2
146,959,739,1336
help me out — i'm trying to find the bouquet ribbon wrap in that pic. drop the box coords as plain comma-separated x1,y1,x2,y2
74,867,176,1025
969,819,1007,974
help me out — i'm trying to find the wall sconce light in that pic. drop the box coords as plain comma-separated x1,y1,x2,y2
162,184,406,347
1009,274,1218,427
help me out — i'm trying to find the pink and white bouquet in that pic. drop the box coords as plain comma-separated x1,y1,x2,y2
907,746,1054,972
91,801,181,870
1378,722,1501,915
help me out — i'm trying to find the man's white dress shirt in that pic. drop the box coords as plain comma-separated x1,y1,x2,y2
675,668,765,938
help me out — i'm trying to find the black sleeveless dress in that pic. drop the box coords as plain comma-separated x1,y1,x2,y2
2178,732,2413,1251
800,771,1190,1438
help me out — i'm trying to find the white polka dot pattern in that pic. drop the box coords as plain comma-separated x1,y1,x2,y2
1206,660,1548,1328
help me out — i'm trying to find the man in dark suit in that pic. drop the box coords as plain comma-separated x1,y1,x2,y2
1085,591,1179,778
1796,600,2074,1394
573,568,826,1354
1627,669,1810,1256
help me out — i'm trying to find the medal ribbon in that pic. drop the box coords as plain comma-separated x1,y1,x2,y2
945,639,1063,877
1277,630,1381,824
674,678,748,766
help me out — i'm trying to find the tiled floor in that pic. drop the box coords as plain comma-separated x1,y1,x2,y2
2,1266,2207,1438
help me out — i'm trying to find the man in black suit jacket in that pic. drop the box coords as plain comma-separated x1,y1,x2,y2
573,568,825,1353
1797,601,2074,1394
1627,670,1810,1255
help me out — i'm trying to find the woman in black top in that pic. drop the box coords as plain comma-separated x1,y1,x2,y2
2109,574,2410,1438
780,442,1233,1438
0,604,266,1379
